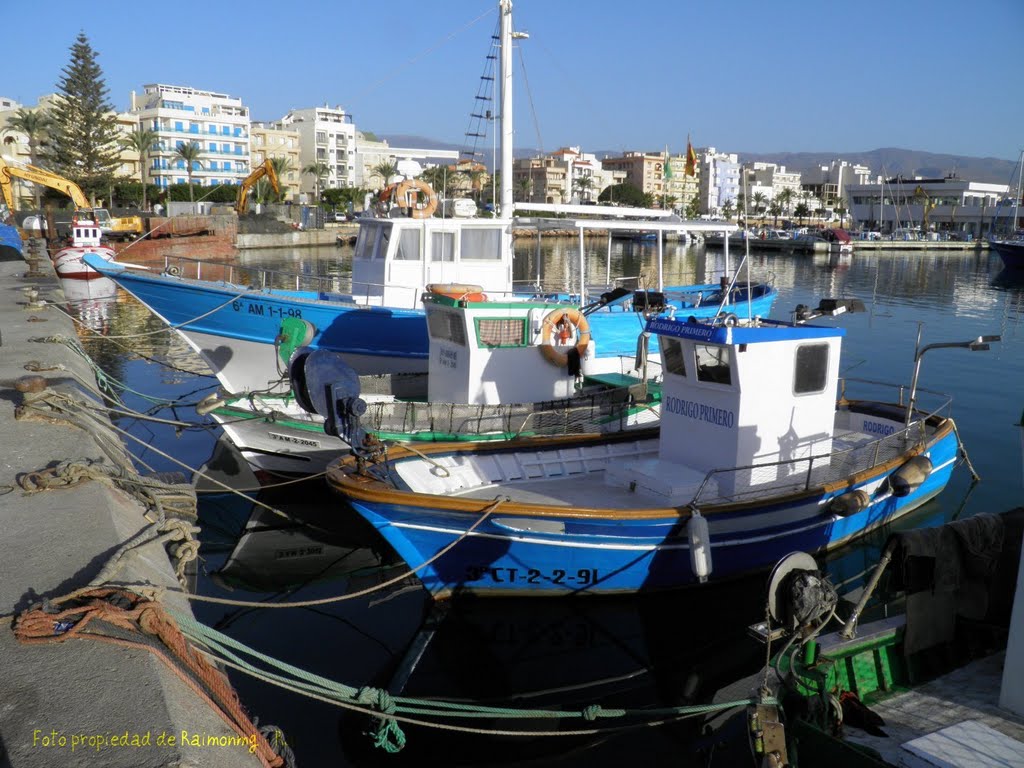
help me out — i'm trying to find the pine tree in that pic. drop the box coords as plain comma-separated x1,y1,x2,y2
46,32,121,205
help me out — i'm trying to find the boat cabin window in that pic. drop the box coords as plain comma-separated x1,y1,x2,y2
461,228,502,260
695,344,732,385
660,337,687,377
374,227,391,260
793,343,829,394
475,318,526,348
432,231,455,262
427,309,467,346
395,229,421,260
355,227,378,261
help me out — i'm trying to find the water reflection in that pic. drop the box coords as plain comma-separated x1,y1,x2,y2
63,241,1024,767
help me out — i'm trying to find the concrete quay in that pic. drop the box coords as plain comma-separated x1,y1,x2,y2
0,241,266,767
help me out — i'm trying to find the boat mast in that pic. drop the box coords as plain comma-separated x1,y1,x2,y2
499,0,514,216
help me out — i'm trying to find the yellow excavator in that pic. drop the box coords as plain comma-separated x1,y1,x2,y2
0,157,143,240
236,159,280,214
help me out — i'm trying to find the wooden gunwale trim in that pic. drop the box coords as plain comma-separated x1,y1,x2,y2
326,416,955,521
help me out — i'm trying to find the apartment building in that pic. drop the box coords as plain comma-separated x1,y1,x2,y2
601,152,667,200
697,147,740,216
250,122,302,201
278,104,356,198
130,84,251,190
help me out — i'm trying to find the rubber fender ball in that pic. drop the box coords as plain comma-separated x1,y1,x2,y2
830,488,871,516
889,455,933,497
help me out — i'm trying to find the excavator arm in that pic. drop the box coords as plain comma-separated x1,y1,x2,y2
0,157,90,210
236,160,281,214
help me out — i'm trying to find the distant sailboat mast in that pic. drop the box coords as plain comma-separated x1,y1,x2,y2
499,0,514,216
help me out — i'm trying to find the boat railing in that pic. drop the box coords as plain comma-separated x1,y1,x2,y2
362,389,660,439
157,253,421,307
687,378,954,509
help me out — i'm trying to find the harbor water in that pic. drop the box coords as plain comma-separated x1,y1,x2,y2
64,239,1024,767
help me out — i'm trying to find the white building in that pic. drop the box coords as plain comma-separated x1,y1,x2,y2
846,175,1010,237
130,84,251,190
278,104,357,197
697,147,740,216
0,96,20,112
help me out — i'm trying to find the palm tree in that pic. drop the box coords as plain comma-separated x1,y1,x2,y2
468,168,487,203
515,176,532,203
2,108,53,209
120,127,158,211
268,157,292,202
174,141,203,203
751,191,767,221
420,166,456,199
303,162,329,204
721,199,735,221
778,188,795,221
573,175,594,203
372,160,399,190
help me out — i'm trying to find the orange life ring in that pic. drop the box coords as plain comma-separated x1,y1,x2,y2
539,308,591,367
394,179,439,219
426,283,487,302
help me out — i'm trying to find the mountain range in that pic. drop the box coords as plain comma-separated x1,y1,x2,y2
381,135,1020,186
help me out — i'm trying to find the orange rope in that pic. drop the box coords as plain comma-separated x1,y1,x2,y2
14,588,284,768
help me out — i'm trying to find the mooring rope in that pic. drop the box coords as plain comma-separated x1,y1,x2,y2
169,609,776,744
13,589,286,768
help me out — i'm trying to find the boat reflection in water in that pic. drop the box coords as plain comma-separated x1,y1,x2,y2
61,276,118,333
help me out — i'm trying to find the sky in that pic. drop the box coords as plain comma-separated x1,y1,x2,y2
4,0,1023,162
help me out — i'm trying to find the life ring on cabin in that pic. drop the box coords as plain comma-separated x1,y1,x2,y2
426,283,487,302
539,307,591,367
394,179,439,219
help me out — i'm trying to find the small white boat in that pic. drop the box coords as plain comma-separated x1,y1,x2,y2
52,214,116,280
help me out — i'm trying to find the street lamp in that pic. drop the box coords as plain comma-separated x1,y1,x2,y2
904,326,1001,427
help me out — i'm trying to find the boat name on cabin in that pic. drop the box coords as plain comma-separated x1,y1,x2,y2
663,396,736,428
647,319,718,340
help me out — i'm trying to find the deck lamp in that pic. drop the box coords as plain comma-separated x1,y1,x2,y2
904,333,1001,428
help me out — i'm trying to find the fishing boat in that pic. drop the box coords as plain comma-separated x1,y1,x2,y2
748,506,1024,767
989,151,1024,269
83,0,776,397
53,214,116,280
202,285,662,477
324,299,991,599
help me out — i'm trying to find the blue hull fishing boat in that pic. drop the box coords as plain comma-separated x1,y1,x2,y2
83,0,776,397
325,300,988,598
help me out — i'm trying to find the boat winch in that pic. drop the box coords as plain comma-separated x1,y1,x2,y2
889,455,933,497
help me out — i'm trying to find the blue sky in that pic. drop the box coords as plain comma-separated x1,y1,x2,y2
5,0,1023,162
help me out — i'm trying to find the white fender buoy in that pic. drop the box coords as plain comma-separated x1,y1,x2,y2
890,455,933,497
687,511,713,582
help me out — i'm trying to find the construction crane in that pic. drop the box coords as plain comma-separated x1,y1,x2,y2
0,156,90,212
0,157,143,239
236,159,280,214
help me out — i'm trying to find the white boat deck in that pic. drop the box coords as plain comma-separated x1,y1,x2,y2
843,652,1024,766
393,413,934,509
